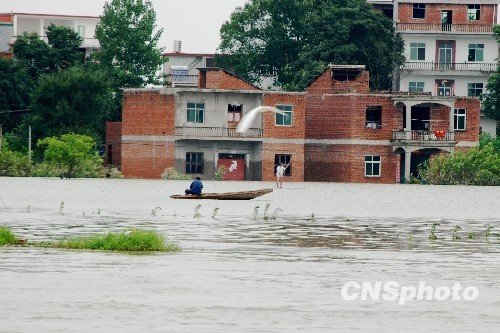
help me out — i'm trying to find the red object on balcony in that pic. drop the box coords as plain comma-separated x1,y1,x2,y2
434,130,445,139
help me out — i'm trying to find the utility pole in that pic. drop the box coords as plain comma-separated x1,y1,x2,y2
28,125,32,162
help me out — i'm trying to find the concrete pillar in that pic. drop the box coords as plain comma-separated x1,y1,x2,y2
394,0,399,22
405,102,412,140
39,19,44,38
449,102,455,131
404,150,411,183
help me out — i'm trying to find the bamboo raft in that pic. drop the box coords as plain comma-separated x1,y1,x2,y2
170,188,273,200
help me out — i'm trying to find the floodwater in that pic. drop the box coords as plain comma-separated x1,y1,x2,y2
0,177,499,333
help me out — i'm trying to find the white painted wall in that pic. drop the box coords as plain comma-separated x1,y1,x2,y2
480,114,497,137
400,74,490,96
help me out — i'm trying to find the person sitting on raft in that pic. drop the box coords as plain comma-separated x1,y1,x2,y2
185,176,203,195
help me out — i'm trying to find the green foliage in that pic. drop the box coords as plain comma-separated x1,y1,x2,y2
214,165,228,181
482,68,500,121
37,133,104,178
479,133,500,153
12,32,54,79
419,145,500,186
29,65,112,141
0,227,18,246
161,167,191,180
46,24,84,69
39,229,180,252
429,222,440,240
218,0,403,90
0,146,32,177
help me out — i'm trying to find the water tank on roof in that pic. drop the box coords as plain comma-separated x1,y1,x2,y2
173,40,182,53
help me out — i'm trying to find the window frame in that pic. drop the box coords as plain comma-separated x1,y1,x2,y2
409,42,426,61
187,102,205,124
467,83,483,97
467,4,480,21
468,44,484,62
76,26,85,38
274,154,292,176
275,104,293,127
453,108,467,131
365,106,382,129
185,152,204,174
412,3,426,19
409,81,425,93
365,155,381,178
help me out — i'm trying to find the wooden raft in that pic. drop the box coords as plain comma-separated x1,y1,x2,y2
170,188,273,200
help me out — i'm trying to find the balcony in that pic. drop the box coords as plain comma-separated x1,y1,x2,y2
392,130,455,143
175,126,263,140
9,36,100,49
402,62,498,72
396,23,493,34
165,74,199,87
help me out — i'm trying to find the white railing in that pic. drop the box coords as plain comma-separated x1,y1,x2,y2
392,130,455,141
175,126,263,139
397,23,493,33
10,35,99,48
402,62,498,72
166,74,199,87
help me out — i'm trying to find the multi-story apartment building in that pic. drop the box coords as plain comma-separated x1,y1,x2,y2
108,65,480,183
369,0,499,137
0,12,100,58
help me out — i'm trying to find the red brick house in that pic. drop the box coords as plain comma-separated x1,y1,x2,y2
109,65,480,183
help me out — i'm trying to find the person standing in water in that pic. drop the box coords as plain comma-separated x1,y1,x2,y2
275,162,290,188
185,176,203,195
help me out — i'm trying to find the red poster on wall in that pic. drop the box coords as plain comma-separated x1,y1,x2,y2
218,158,245,181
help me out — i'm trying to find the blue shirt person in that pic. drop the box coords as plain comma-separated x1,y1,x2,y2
185,176,203,195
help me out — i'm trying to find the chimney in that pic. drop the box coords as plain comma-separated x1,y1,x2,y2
173,40,182,53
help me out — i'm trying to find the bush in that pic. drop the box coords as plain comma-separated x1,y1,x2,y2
420,144,500,186
100,165,123,179
214,165,228,181
161,167,191,180
0,150,32,176
0,226,18,246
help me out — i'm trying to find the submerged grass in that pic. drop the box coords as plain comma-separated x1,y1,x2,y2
39,229,181,253
0,226,17,246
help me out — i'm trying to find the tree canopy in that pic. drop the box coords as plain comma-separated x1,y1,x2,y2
94,0,166,88
218,0,404,91
482,25,500,122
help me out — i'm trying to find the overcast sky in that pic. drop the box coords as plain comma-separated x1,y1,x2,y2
0,0,248,53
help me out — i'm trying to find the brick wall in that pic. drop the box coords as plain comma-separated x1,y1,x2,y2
122,141,174,179
105,122,122,166
262,143,305,182
305,144,398,183
307,69,370,95
263,93,306,139
455,97,480,142
305,94,402,139
199,69,260,91
398,3,496,26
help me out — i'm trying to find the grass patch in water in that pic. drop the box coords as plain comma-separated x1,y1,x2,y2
39,229,181,253
0,226,19,246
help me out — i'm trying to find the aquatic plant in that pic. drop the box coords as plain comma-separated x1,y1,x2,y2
452,225,461,241
0,226,17,246
467,232,476,240
59,201,65,215
151,206,161,217
263,203,271,220
26,205,31,213
38,229,180,252
484,224,494,239
161,167,191,180
212,208,219,219
214,165,228,181
194,205,202,218
407,235,414,242
253,206,260,219
272,208,283,220
429,222,440,240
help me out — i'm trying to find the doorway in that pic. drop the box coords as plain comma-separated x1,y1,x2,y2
411,107,430,131
218,153,246,180
441,10,452,31
438,42,453,70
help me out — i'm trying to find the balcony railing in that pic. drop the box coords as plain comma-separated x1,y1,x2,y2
402,62,498,72
175,126,263,139
392,130,455,142
396,23,493,33
165,74,198,87
10,36,100,48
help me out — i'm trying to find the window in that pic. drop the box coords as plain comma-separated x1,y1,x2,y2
436,80,453,96
413,3,426,19
409,43,426,61
76,26,85,38
468,44,484,62
187,102,204,123
468,4,480,20
454,109,466,131
274,154,291,176
409,81,424,93
186,152,204,174
365,106,382,129
467,83,483,97
365,156,381,177
275,104,293,126
227,104,242,124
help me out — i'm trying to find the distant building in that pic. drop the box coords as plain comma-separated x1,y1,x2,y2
109,64,480,183
368,0,499,137
0,12,100,58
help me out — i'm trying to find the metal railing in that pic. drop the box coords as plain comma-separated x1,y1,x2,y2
10,36,100,48
396,23,493,33
392,130,455,141
402,62,498,72
175,126,263,139
165,74,198,87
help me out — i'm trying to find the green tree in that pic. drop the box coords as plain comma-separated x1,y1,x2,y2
29,65,113,142
37,133,103,178
218,0,403,91
46,24,84,69
0,58,34,131
12,32,54,79
482,25,500,122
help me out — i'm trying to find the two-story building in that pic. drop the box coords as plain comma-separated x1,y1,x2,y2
0,12,100,58
110,65,480,183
